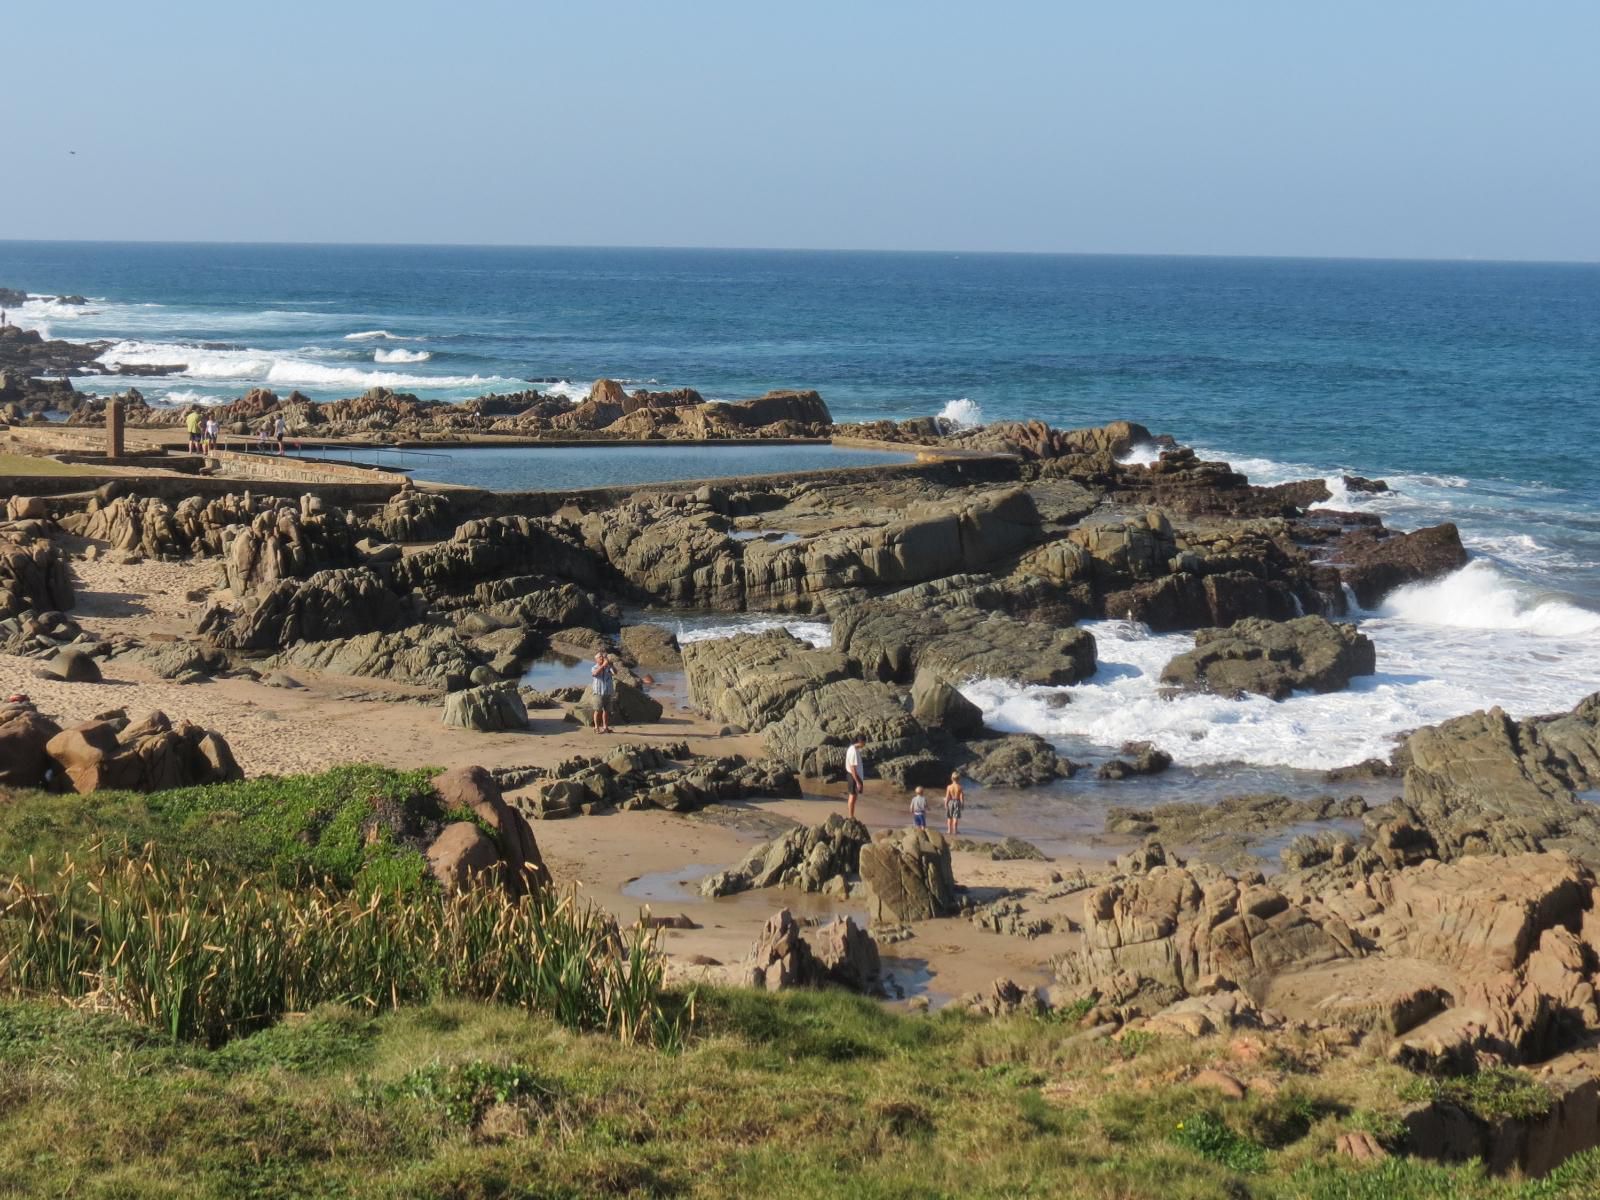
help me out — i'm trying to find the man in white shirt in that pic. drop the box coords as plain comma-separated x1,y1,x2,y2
843,735,866,820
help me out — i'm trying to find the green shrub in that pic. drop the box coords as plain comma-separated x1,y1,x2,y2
1171,1110,1267,1173
1399,1069,1554,1123
377,1060,552,1126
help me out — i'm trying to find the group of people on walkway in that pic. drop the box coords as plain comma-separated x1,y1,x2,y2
184,409,219,454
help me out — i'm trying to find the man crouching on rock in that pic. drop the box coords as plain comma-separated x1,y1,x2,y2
844,735,866,819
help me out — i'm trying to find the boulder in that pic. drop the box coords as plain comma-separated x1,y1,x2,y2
618,623,682,669
743,908,883,995
0,708,62,787
701,814,871,898
812,917,883,994
0,531,73,620
442,682,530,732
961,734,1074,788
745,909,819,991
1159,615,1376,700
569,679,663,726
273,624,481,689
859,828,958,922
762,677,941,786
42,712,242,794
44,647,102,683
910,667,984,736
1333,523,1469,608
682,630,853,732
425,823,504,894
431,765,547,894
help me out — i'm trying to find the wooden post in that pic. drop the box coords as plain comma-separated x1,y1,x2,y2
106,398,125,459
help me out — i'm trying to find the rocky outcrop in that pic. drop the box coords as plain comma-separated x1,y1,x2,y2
744,908,881,994
960,734,1076,787
203,567,421,651
272,624,480,689
682,630,852,732
858,828,958,922
366,489,454,543
1386,694,1600,863
442,682,530,732
219,500,361,597
710,389,832,429
763,677,941,786
425,766,547,896
42,711,242,794
700,814,871,898
834,598,1097,687
394,516,608,600
0,530,73,619
509,744,794,820
1333,523,1470,608
1159,615,1376,700
1055,863,1355,998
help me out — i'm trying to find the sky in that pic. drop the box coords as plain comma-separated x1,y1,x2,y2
5,1,1598,260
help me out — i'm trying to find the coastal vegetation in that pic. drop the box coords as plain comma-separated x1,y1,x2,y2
0,770,1597,1197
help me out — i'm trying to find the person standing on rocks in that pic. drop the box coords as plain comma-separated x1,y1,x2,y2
844,735,866,819
590,650,615,734
944,771,964,836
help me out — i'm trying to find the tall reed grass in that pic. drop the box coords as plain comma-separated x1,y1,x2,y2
0,849,681,1047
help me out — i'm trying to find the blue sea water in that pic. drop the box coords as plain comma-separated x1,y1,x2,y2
3,240,1597,771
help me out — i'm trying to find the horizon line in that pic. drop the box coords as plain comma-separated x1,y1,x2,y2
1,236,1597,269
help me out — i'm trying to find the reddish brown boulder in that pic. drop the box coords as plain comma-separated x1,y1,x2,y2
431,766,548,895
0,709,62,787
426,822,504,894
1333,523,1469,608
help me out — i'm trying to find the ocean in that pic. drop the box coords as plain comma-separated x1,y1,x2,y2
3,240,1597,780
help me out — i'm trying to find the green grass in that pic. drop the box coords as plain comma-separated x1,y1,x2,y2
0,765,444,891
0,451,91,477
0,990,1597,1199
1399,1069,1555,1123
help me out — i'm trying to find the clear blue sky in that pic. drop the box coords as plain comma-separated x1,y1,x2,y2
6,1,1597,260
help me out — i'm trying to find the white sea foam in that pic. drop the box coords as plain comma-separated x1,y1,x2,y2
373,347,431,363
1378,559,1600,638
675,617,833,649
938,398,986,429
962,558,1600,772
344,330,407,341
1116,441,1163,467
541,380,590,404
91,339,508,392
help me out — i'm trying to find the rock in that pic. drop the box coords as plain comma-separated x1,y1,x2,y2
745,909,819,991
125,642,227,682
1098,742,1173,780
6,495,50,521
0,709,62,786
425,823,504,894
701,814,870,897
442,682,530,732
682,629,853,732
43,712,242,793
960,733,1074,788
569,679,663,726
835,599,1097,687
1342,475,1390,494
431,766,547,894
762,677,941,786
1055,864,1353,997
909,667,984,736
273,623,481,688
859,828,958,922
204,566,419,652
1160,615,1376,700
618,622,682,669
1,531,74,620
518,778,588,820
812,917,883,994
44,647,101,683
1333,523,1469,608
1388,693,1600,862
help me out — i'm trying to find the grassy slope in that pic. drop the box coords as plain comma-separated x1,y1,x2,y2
2,991,1598,1200
5,771,1600,1197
